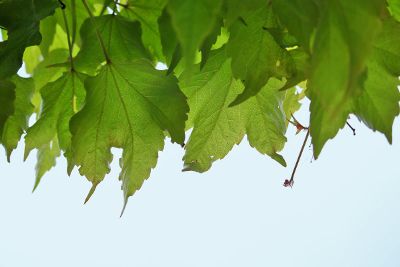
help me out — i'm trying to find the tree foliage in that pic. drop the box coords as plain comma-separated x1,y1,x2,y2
0,0,399,208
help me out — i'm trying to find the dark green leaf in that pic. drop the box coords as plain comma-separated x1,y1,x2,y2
74,15,150,74
354,18,400,142
120,0,167,60
167,0,223,66
226,3,295,106
308,0,386,158
0,0,58,78
1,76,34,160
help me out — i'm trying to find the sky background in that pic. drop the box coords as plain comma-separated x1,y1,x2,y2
1,91,400,266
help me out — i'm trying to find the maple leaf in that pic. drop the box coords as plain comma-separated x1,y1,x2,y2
180,48,293,172
70,59,188,203
24,71,86,178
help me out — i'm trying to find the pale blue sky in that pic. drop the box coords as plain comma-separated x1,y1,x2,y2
1,91,400,266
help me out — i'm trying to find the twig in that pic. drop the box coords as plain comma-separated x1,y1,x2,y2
284,129,310,188
71,0,77,47
346,121,356,136
291,114,309,130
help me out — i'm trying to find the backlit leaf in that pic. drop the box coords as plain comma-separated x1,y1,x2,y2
167,0,223,66
1,76,34,160
226,2,295,105
308,0,386,157
180,48,289,172
354,18,400,142
70,59,188,202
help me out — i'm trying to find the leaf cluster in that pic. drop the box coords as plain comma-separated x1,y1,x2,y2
1,0,399,208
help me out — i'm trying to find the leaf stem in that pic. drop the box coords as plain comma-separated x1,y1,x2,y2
61,8,75,71
287,128,310,187
81,0,111,63
71,0,77,47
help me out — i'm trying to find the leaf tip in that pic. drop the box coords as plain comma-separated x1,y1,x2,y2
23,147,31,162
83,183,98,204
6,149,12,163
272,153,287,167
120,197,129,218
384,131,393,145
32,177,41,193
67,162,74,176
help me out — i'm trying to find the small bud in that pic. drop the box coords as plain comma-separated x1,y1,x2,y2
283,179,294,188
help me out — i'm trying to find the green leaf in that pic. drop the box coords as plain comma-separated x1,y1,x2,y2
388,0,400,22
70,59,188,201
24,71,86,165
120,0,167,60
354,18,400,142
272,0,318,51
2,76,34,160
32,49,70,91
158,9,181,72
37,13,57,57
33,139,61,192
0,0,59,79
282,87,303,127
167,0,223,65
74,15,150,74
23,46,43,75
279,49,310,91
0,80,16,136
226,3,295,106
180,49,244,171
224,0,265,26
200,18,223,69
308,0,386,158
180,48,288,172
